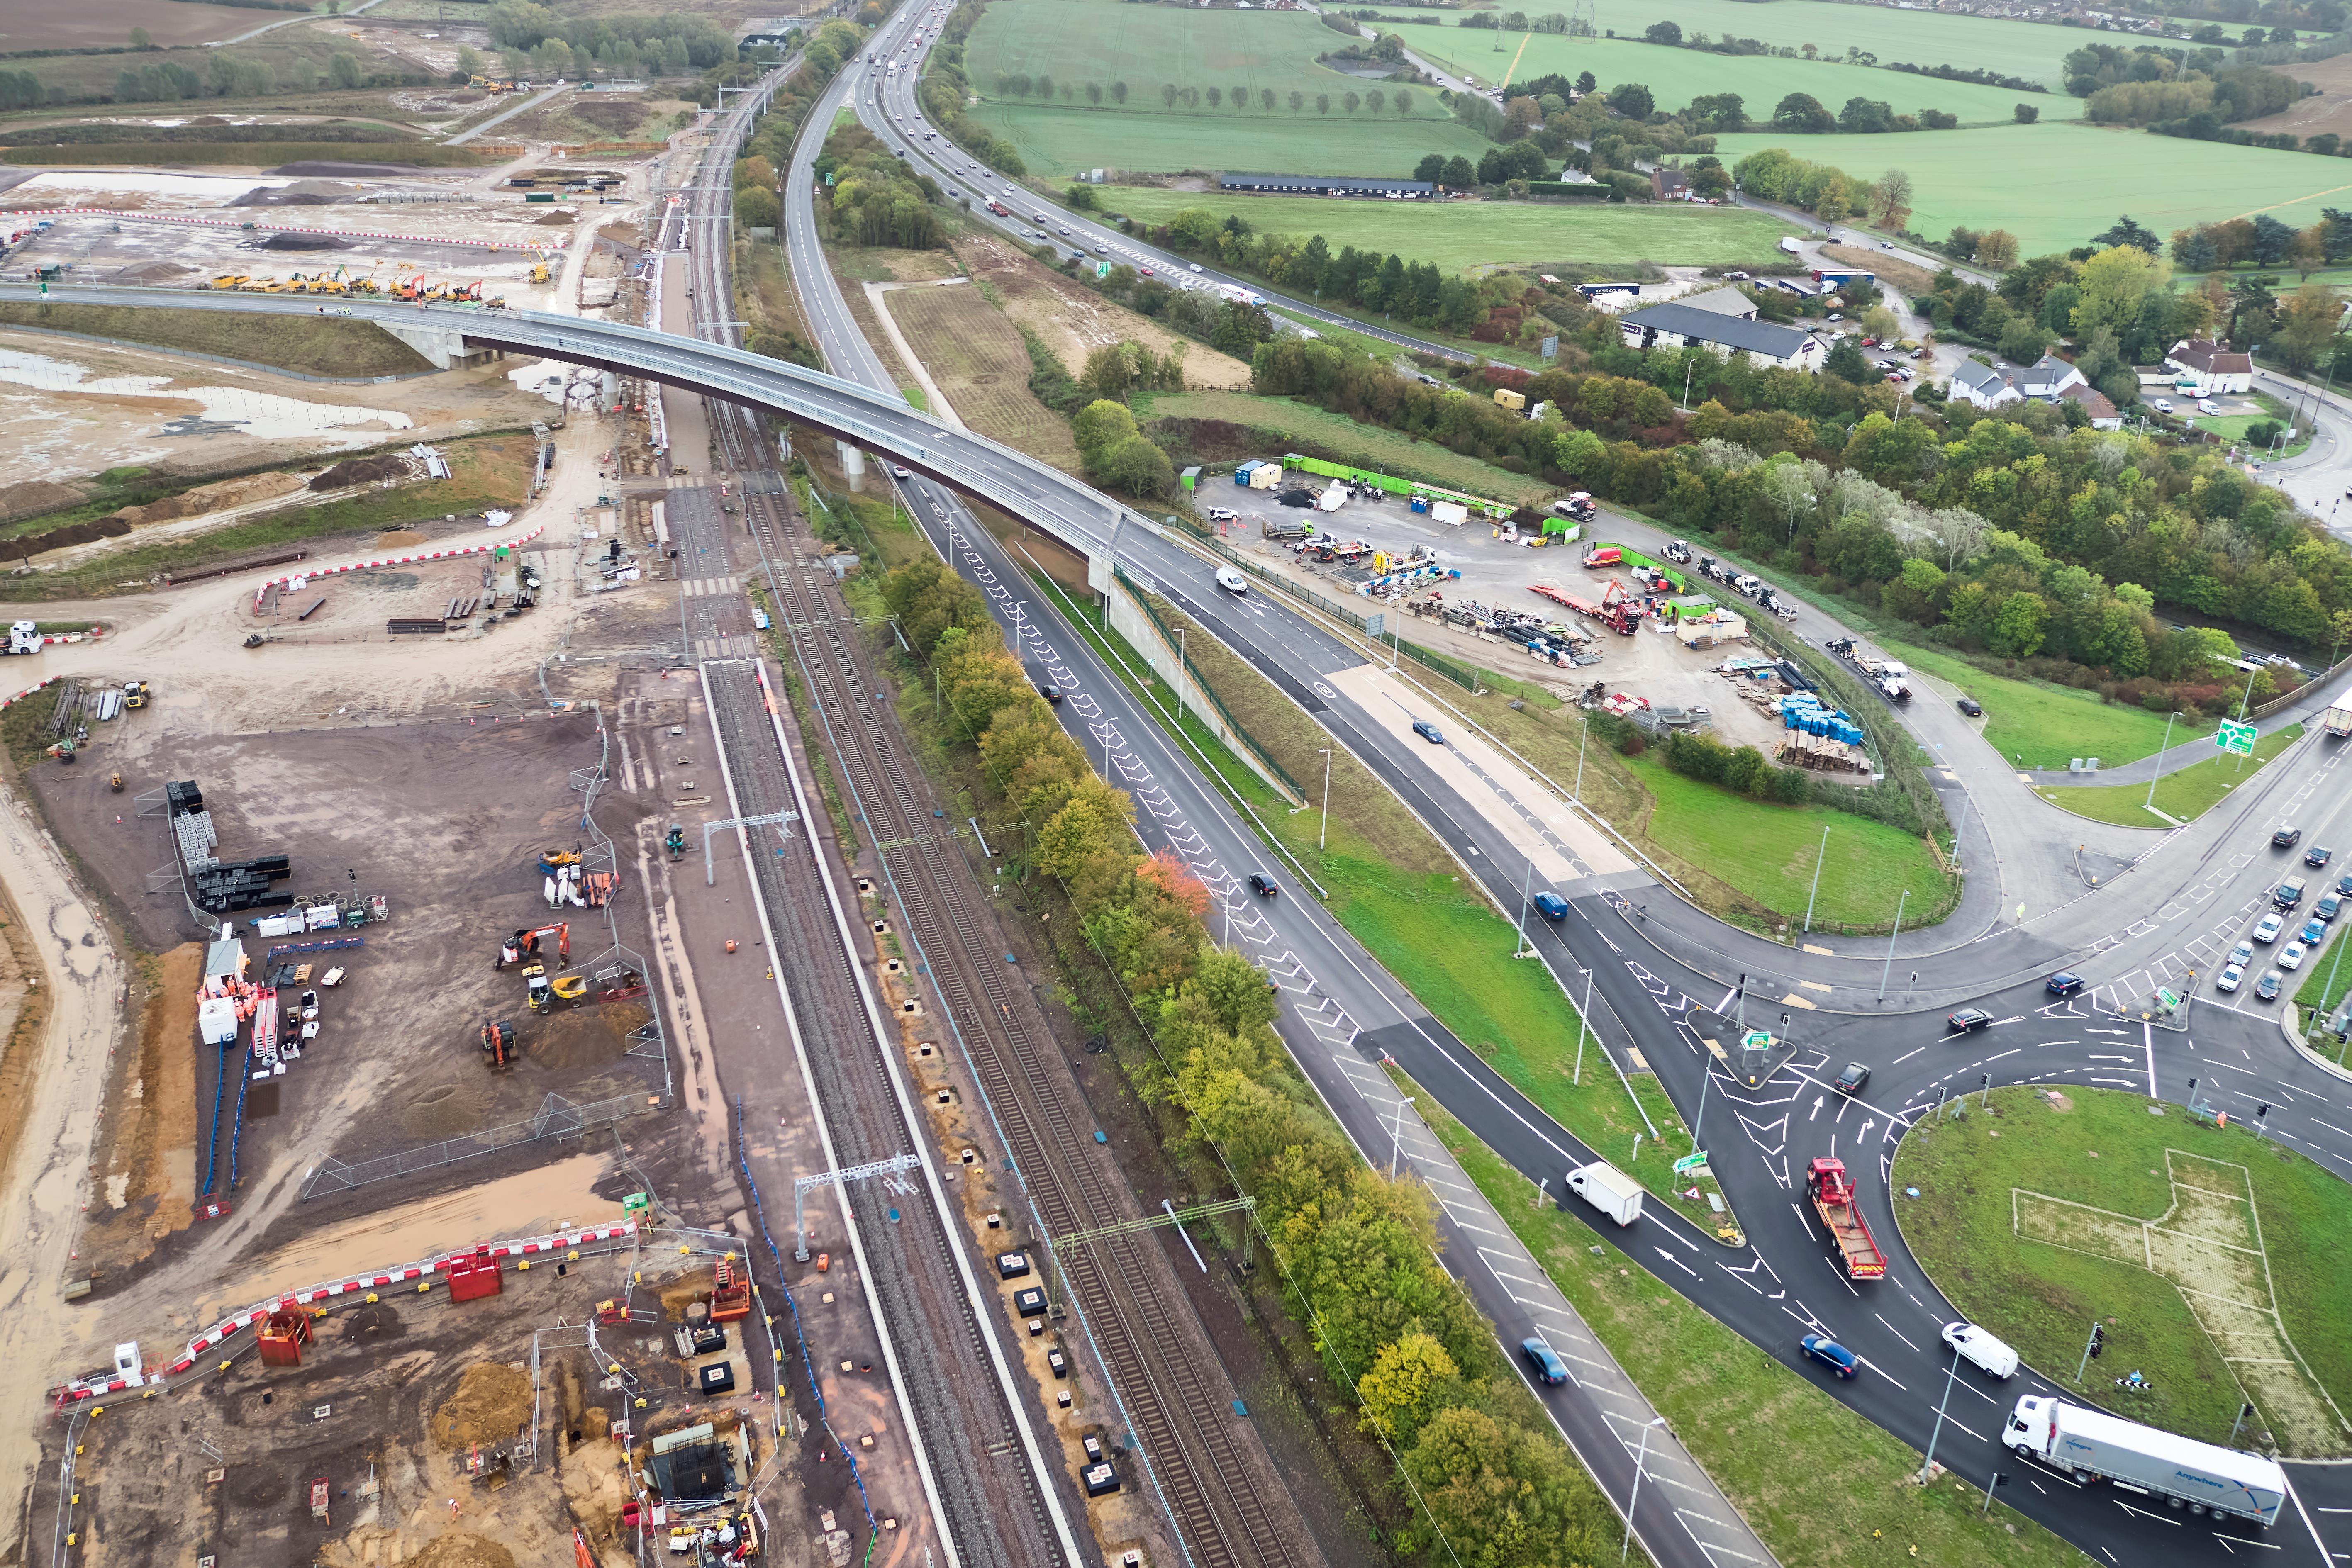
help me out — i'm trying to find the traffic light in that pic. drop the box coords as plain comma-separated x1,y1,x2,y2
2089,1325,2104,1359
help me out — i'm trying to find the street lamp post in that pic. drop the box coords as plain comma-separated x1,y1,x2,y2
1573,711,1591,804
1514,859,1535,957
1802,824,1830,934
1175,626,1186,726
1573,965,1595,1084
2145,710,2181,813
1621,1417,1666,1563
1877,890,1910,1002
1319,746,1333,852
1921,1344,1962,1482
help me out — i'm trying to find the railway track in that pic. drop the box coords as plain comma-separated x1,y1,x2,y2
681,63,1301,1568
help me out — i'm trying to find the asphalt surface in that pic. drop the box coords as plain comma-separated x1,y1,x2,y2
34,52,2352,1561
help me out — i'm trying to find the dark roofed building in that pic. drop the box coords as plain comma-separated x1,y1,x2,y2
1618,302,1823,370
1218,172,1436,197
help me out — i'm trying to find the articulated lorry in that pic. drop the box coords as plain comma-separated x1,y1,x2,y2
1804,1157,1886,1278
2005,1395,2285,1529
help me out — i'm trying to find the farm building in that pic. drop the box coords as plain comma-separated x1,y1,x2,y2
1616,302,1823,371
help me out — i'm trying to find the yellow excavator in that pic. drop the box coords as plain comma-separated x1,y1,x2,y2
199,274,248,291
529,261,551,284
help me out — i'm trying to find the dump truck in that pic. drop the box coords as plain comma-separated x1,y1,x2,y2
1564,1161,1643,1226
1804,1156,1885,1278
2004,1395,2284,1527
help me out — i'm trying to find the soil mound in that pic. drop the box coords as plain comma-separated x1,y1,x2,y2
310,454,413,491
432,1362,532,1451
256,230,350,248
0,479,83,521
407,1533,517,1568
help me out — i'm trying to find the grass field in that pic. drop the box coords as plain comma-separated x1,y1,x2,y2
0,302,431,379
967,102,1489,178
1416,32,2078,126
1882,638,2208,769
1713,123,2352,259
966,0,1446,116
1138,390,1555,504
1622,752,1952,927
1414,1089,2089,1567
2293,921,2352,1015
1489,0,2089,89
884,285,1083,472
1103,186,1797,271
2038,724,2303,827
1894,1086,2352,1456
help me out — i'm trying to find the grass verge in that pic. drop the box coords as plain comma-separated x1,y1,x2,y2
2036,725,2303,826
1137,390,1553,506
1621,752,1955,928
1411,1079,2089,1567
0,433,532,602
1882,638,2209,770
1894,1085,2352,1456
0,302,433,379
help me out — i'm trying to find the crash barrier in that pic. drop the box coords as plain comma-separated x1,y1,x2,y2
51,1220,641,1400
251,522,547,610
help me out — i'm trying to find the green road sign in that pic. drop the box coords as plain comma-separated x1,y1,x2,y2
1673,1152,1710,1175
1741,1030,1774,1051
2216,720,2257,756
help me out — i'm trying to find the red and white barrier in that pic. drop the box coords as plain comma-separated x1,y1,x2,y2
57,1220,642,1395
251,523,548,610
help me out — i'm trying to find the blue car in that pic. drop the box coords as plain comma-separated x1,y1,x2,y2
1533,892,1569,920
2045,972,2082,997
1412,719,1445,745
2303,920,2328,946
1802,1333,1860,1379
1521,1337,1568,1385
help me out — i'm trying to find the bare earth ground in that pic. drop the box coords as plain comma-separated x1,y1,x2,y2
0,0,279,51
883,283,1086,470
951,233,1254,389
0,327,553,492
2240,54,2352,142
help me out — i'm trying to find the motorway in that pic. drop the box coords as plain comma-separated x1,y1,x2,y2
27,46,2352,1566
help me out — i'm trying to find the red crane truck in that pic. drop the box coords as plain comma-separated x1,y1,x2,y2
1805,1157,1886,1279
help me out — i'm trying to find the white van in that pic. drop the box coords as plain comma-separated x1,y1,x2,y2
1215,567,1248,594
1942,1321,2019,1379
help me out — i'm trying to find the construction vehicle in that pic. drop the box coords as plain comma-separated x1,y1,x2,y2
123,680,147,710
109,771,123,792
498,922,569,969
529,261,551,285
709,1254,753,1322
480,1017,519,1071
525,969,554,1013
199,275,249,291
1804,1157,1886,1279
665,824,687,860
538,846,582,872
45,739,73,765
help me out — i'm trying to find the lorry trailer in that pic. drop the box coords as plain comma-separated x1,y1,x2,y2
2322,679,2352,738
2005,1395,2284,1528
1564,1161,1643,1226
1805,1156,1886,1278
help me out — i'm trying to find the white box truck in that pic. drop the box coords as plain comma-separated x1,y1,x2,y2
1564,1161,1643,1227
2322,680,2352,738
2004,1395,2285,1528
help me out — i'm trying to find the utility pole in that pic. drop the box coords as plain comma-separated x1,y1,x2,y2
1319,747,1333,852
1621,1417,1665,1563
1514,859,1535,957
1573,966,1595,1084
1573,711,1590,804
1982,1471,2006,1517
1921,1344,1962,1482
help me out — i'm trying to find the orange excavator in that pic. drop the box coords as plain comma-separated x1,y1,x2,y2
709,1254,752,1322
497,922,569,970
480,1017,519,1071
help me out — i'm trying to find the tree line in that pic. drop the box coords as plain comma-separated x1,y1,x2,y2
988,74,1417,117
878,558,1627,1568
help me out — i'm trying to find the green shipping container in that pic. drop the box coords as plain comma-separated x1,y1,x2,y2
525,192,557,204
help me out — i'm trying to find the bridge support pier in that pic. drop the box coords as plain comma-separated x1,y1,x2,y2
836,440,865,489
381,322,501,371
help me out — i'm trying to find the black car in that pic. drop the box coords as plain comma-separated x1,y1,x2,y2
1947,1008,1993,1034
2338,873,2352,898
2045,972,2083,997
2318,894,2342,923
2310,846,2335,869
1957,696,1983,717
2274,826,2304,849
1833,1061,1870,1096
1247,873,1279,898
1412,719,1444,745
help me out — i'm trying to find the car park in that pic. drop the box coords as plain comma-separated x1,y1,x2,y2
1957,696,1982,717
2310,846,2335,868
1946,1008,1993,1033
2255,913,2284,944
1521,1338,1568,1384
2153,397,2175,413
2274,825,2303,848
1247,873,1279,898
1412,719,1444,745
1833,1061,1870,1096
2218,963,2245,992
2257,969,2284,1001
1801,1334,1860,1378
2045,972,2083,997
2282,942,2308,969
2198,398,2221,414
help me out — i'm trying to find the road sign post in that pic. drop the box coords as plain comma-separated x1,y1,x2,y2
2215,720,2257,757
